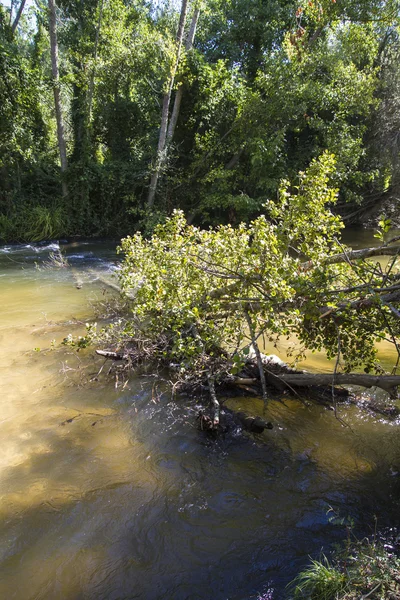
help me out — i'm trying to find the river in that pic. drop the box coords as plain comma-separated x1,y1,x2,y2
0,234,399,600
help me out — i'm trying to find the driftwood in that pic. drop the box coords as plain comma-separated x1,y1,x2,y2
95,345,400,397
94,343,400,429
96,349,125,360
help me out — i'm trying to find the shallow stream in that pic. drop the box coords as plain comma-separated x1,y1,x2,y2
0,234,399,599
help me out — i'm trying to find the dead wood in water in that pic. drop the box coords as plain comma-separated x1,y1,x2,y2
235,412,273,433
196,407,273,434
207,373,220,428
268,372,400,396
87,269,121,292
96,349,125,360
93,345,400,428
228,351,400,398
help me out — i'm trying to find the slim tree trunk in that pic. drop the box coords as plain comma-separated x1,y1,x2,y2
11,0,26,33
9,0,15,26
87,0,104,126
48,0,68,197
166,6,200,145
244,310,268,404
147,0,189,208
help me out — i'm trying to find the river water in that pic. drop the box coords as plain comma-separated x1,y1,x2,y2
0,234,399,600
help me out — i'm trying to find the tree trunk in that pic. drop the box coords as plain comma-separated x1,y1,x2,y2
303,244,400,270
270,372,400,396
48,0,68,197
231,371,400,397
11,0,26,33
166,7,200,146
244,310,268,403
87,0,104,127
147,0,189,208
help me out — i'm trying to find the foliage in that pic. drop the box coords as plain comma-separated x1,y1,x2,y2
1,0,400,240
111,154,399,382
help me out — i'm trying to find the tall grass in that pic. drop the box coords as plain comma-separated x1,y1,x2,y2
288,538,400,600
25,206,64,241
291,556,346,600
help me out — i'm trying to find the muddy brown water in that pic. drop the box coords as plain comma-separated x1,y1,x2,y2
0,234,399,600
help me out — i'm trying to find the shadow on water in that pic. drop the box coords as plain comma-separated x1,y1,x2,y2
0,240,399,600
1,378,399,600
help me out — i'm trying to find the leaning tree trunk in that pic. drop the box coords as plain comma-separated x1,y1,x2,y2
87,0,104,128
147,0,189,208
266,372,400,397
166,6,200,145
11,0,26,34
48,0,68,198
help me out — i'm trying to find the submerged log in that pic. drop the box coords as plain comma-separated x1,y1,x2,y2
235,412,274,433
87,269,121,292
197,408,273,434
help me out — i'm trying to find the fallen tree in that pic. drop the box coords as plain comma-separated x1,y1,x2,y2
83,153,400,428
265,372,400,396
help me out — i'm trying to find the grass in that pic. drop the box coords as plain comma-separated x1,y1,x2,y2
291,555,346,600
25,206,64,241
288,537,400,600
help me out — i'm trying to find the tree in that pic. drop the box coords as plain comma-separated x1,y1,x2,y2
97,153,400,416
147,0,190,208
166,4,201,147
11,0,26,35
2,0,400,240
48,0,68,197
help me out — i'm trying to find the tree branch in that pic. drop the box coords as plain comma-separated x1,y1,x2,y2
303,245,400,270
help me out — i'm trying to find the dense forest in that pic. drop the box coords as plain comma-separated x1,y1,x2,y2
1,0,400,241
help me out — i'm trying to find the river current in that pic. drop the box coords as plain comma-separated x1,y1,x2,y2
0,234,399,599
